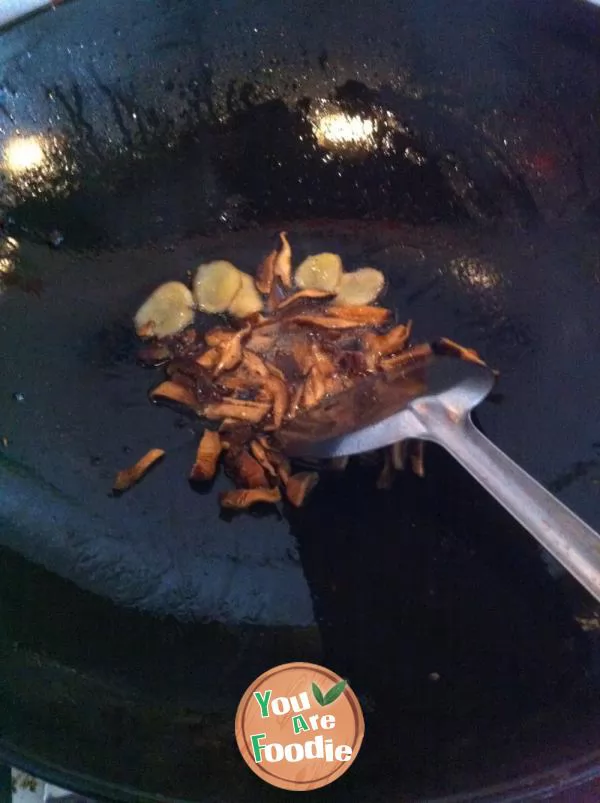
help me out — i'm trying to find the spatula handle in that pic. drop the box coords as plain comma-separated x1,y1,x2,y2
424,405,600,605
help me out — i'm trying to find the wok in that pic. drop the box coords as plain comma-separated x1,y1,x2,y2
2,0,600,800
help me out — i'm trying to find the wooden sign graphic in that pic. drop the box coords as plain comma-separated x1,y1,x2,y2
235,662,365,791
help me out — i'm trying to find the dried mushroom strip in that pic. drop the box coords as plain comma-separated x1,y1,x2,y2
256,249,277,295
212,325,251,376
190,430,223,482
432,337,500,378
128,232,494,508
113,449,165,493
249,439,278,477
364,322,412,357
329,456,350,471
391,441,406,471
376,450,395,490
224,447,269,489
325,305,390,325
276,289,335,311
286,472,320,507
150,380,200,412
274,232,293,288
203,399,270,424
220,487,282,509
410,441,426,478
287,314,370,330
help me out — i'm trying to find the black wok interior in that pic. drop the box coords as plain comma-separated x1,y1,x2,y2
2,1,600,801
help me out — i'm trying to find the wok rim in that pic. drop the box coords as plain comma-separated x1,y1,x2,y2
2,740,600,802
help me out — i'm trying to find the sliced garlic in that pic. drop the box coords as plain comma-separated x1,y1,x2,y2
334,267,385,306
295,253,343,292
193,260,243,314
134,281,195,339
228,272,264,319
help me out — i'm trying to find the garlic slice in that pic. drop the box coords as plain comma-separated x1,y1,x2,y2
334,267,385,306
193,260,243,313
228,272,264,319
295,253,343,292
134,281,195,339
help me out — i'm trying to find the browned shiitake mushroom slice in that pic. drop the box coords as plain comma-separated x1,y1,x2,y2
264,360,286,381
213,325,251,376
203,398,271,424
364,322,412,357
288,381,306,418
137,343,172,366
290,341,334,377
244,311,268,327
434,337,488,369
276,288,335,311
225,448,270,489
309,343,336,377
302,364,327,409
249,440,277,477
219,487,282,509
291,341,314,375
265,276,285,313
228,272,264,319
150,380,200,412
326,305,390,326
263,446,291,485
274,232,293,289
244,320,280,354
256,249,277,295
195,347,221,370
391,441,406,470
261,375,289,430
204,327,237,347
255,434,274,451
334,267,385,306
134,281,195,339
380,343,433,370
329,456,350,471
113,448,165,492
376,450,395,490
193,260,243,314
219,420,261,442
287,314,365,330
190,430,223,482
295,253,343,292
238,350,273,381
410,441,426,477
285,471,319,507
214,369,257,395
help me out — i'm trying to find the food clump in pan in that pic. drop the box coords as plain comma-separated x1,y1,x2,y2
118,233,488,510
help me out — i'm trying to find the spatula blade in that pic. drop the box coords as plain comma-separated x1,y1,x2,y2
276,354,495,458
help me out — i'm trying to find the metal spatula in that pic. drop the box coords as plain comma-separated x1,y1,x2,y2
276,354,600,605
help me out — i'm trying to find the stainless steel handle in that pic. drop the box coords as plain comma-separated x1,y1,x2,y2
422,403,600,605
